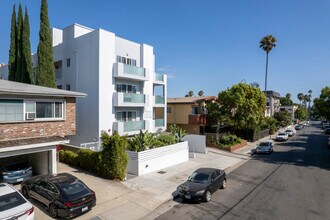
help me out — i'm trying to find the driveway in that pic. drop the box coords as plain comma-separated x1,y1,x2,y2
29,162,132,220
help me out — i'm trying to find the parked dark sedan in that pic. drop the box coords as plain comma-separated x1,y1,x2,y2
178,168,226,202
21,173,96,219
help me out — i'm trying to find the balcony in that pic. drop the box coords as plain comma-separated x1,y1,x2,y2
154,73,165,84
188,114,207,125
154,95,165,105
113,93,148,107
114,62,149,81
155,119,165,127
113,120,146,135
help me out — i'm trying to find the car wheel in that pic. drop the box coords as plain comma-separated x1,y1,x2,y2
221,179,226,189
204,190,211,202
49,204,58,218
22,186,29,199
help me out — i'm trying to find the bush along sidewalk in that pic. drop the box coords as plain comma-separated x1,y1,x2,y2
207,134,247,152
59,131,128,181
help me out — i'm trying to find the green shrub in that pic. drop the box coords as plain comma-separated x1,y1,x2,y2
170,124,187,142
100,131,128,180
155,133,176,147
218,134,241,147
77,149,101,173
59,150,78,166
127,130,157,152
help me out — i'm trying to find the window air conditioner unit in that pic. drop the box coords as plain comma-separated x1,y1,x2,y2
26,112,36,120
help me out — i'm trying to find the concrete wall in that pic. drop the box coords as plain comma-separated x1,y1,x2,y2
126,141,189,176
182,134,207,153
0,97,76,140
28,151,49,175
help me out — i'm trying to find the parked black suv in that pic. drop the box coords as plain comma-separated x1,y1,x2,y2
21,173,96,219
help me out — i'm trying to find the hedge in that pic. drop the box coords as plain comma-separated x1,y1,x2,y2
59,132,128,181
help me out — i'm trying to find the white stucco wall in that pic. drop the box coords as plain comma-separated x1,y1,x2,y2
126,141,189,176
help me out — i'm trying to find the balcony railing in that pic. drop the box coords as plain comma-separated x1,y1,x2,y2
155,96,165,104
124,93,145,103
123,64,145,77
124,121,145,132
188,114,207,125
155,119,165,127
155,73,164,81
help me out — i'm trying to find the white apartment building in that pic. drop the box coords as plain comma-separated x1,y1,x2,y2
265,90,281,117
1,23,167,148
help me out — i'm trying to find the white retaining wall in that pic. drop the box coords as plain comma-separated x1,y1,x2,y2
182,134,207,154
126,141,189,176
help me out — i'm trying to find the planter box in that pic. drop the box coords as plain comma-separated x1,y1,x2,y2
126,141,189,176
207,140,247,152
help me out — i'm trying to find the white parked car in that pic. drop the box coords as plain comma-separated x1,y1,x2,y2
285,129,295,137
0,183,35,220
276,132,289,141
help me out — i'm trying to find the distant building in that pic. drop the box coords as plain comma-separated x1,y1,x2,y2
279,105,298,120
167,96,217,134
265,90,281,117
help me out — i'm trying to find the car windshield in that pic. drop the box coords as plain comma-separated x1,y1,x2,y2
278,133,286,135
0,192,26,212
285,130,292,132
188,172,210,184
59,180,90,198
259,142,270,146
4,162,28,171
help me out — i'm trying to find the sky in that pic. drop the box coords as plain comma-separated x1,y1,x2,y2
0,0,329,103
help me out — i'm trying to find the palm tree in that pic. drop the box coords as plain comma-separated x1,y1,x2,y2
297,93,304,105
187,91,194,97
259,35,277,92
285,93,291,99
198,90,204,97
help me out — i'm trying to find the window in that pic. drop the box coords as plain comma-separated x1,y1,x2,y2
116,55,137,66
57,85,62,89
192,107,198,115
66,84,71,91
27,101,64,120
66,58,70,67
36,102,54,118
116,111,137,122
0,99,23,122
167,107,171,113
116,83,137,93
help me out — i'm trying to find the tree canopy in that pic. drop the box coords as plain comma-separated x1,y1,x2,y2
36,0,56,88
314,87,330,120
209,83,266,131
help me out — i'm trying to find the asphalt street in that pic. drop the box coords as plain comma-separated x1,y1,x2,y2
156,121,330,220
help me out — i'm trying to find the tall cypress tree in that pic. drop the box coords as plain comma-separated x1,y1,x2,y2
36,0,56,88
15,4,24,82
8,5,17,81
21,7,34,84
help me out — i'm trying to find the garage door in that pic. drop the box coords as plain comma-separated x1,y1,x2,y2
0,145,57,175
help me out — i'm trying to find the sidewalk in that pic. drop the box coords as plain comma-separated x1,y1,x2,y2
47,135,276,220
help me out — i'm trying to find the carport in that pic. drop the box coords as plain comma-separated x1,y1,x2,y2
0,140,69,175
